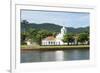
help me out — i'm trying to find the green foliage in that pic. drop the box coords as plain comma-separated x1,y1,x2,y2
62,33,74,45
78,33,89,44
21,20,89,34
21,27,57,45
21,20,89,45
35,29,57,45
36,30,48,45
21,32,28,45
21,20,29,25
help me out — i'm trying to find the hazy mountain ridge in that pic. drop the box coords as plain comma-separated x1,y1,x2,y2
21,22,89,33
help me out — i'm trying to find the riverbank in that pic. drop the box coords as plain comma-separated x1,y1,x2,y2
21,45,89,51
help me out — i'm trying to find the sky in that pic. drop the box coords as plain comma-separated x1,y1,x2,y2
21,10,90,28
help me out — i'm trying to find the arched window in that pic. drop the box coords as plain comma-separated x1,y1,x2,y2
49,41,50,45
59,42,60,45
51,41,53,45
54,42,55,45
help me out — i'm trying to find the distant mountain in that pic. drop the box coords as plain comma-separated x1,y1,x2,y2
66,26,89,34
21,22,89,34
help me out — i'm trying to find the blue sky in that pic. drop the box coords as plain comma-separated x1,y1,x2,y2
21,10,90,28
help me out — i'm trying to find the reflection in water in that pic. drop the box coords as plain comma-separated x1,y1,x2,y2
72,50,80,60
21,48,89,63
41,51,56,61
55,51,64,61
64,49,89,61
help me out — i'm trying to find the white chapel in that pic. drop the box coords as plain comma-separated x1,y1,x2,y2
41,26,67,45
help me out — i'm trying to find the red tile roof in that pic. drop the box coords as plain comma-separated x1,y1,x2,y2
44,36,55,40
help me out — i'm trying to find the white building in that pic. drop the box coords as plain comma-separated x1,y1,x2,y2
25,39,32,45
42,26,67,45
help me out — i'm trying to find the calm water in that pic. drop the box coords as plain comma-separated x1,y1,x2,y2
21,48,89,63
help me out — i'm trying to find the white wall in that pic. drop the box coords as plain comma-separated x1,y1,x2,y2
0,0,100,73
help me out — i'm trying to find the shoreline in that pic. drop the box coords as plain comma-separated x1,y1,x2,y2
21,45,89,51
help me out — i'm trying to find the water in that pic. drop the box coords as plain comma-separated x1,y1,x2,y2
21,48,89,63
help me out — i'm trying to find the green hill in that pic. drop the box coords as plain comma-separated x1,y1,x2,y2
21,22,89,34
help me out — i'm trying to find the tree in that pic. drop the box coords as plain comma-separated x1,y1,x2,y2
62,34,74,45
21,32,28,45
78,33,89,45
36,29,50,45
21,20,29,32
52,32,57,37
21,28,39,45
21,20,29,25
27,28,38,41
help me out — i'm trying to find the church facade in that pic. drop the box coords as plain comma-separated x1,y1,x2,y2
41,26,67,45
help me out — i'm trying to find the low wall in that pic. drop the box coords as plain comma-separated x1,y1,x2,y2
21,45,89,51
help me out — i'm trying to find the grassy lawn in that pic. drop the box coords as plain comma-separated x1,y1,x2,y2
40,45,89,48
21,44,89,50
21,45,28,48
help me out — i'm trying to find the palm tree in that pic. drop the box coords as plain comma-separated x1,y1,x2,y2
21,20,29,32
